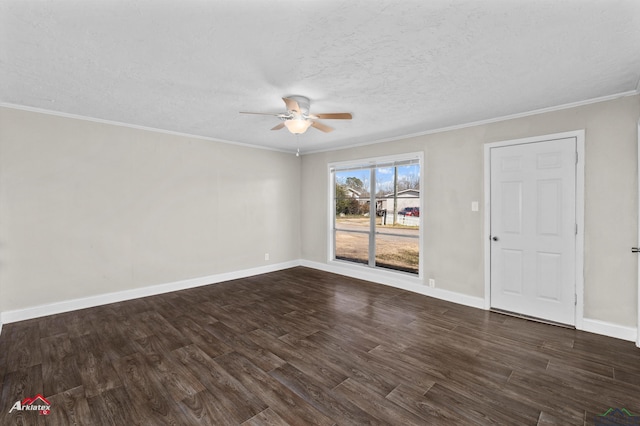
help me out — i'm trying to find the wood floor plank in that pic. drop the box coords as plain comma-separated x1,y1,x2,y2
87,386,143,426
352,302,417,327
185,302,222,326
208,305,261,334
304,328,381,361
202,321,286,372
473,339,551,374
614,368,640,387
64,312,95,339
402,341,515,384
233,304,303,339
0,365,45,426
305,331,440,392
136,340,206,403
379,340,542,424
214,352,335,426
112,352,184,425
178,389,248,425
1,267,639,425
247,329,347,390
551,335,640,374
385,383,472,424
425,382,539,425
289,334,403,398
0,333,7,389
171,315,232,359
546,355,614,379
108,298,153,318
89,317,140,361
370,341,513,389
40,334,82,397
507,369,623,417
269,362,381,425
133,311,191,352
501,376,589,424
171,344,267,423
241,407,290,426
544,362,640,413
38,313,71,337
71,333,123,399
333,377,427,426
4,323,42,372
1,406,47,425
277,311,325,338
537,410,585,425
45,385,92,426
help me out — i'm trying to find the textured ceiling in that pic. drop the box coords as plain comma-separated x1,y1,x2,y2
1,0,640,154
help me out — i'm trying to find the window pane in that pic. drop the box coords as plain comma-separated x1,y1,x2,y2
375,165,420,234
375,234,419,274
335,170,371,229
335,230,369,265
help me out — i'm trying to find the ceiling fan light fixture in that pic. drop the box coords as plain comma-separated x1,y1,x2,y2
284,118,312,134
240,96,351,135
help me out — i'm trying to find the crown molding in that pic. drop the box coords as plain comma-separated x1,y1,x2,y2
3,89,638,157
0,102,292,154
304,89,640,155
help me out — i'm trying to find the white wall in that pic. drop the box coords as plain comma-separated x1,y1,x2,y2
0,107,301,314
301,95,640,328
2,95,639,337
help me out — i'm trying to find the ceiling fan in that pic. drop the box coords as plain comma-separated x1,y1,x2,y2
240,95,352,134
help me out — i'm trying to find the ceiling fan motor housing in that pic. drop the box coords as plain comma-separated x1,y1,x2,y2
286,95,311,117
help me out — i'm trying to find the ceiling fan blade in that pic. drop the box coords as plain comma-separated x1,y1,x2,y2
240,111,284,116
313,113,352,120
283,97,301,114
310,121,334,133
271,123,285,131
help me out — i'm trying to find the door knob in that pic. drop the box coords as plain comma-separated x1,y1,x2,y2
492,236,499,241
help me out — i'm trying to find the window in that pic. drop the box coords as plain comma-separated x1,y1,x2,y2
331,154,422,275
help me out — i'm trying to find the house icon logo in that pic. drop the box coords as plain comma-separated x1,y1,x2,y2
595,408,640,425
8,394,51,416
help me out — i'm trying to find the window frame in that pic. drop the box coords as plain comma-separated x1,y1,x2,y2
328,152,424,279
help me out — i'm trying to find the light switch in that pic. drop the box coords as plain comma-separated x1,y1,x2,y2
471,201,479,212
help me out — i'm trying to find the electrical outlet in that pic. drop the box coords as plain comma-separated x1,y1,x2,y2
428,278,435,288
264,253,269,261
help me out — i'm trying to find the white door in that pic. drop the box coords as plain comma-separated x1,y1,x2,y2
490,137,576,325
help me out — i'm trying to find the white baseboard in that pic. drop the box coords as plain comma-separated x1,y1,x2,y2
300,259,486,310
581,318,638,343
1,260,636,347
0,260,300,325
302,261,637,345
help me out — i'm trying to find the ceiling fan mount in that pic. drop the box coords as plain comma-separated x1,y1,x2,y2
284,95,311,118
240,96,352,134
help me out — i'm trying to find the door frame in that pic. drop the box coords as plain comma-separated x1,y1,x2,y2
483,130,585,329
637,119,640,348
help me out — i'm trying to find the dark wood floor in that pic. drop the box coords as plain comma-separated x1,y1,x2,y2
1,267,639,425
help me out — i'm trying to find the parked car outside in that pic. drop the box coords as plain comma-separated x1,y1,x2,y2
398,207,419,217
